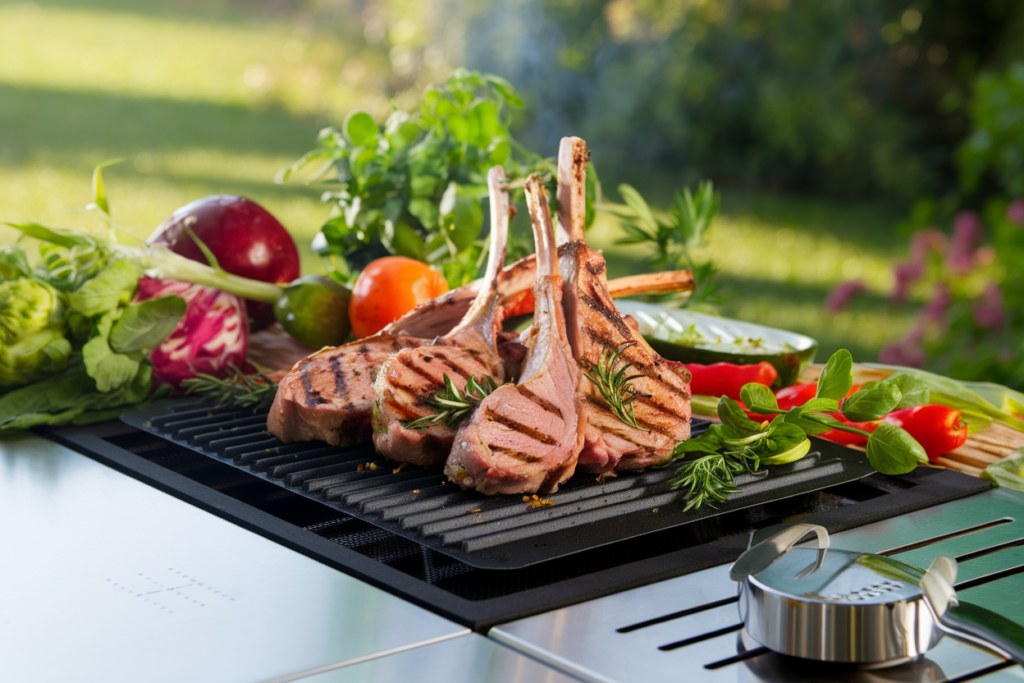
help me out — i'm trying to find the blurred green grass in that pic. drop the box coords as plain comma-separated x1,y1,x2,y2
0,0,918,363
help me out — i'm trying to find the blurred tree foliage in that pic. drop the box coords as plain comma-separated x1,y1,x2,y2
322,0,1024,201
463,0,1024,201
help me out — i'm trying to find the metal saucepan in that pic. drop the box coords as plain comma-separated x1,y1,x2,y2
731,523,1024,668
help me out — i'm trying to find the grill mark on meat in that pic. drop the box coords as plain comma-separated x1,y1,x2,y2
488,444,543,463
328,355,349,400
398,357,445,388
518,386,562,416
299,372,329,407
579,292,632,340
484,408,558,446
438,357,474,379
582,395,675,436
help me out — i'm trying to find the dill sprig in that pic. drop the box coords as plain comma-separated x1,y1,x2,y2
403,374,498,430
181,369,278,412
579,342,648,431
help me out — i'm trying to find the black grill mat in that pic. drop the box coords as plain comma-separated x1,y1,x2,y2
121,398,877,570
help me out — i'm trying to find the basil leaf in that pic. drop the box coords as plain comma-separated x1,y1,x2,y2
841,383,903,422
109,295,186,354
783,405,831,436
718,396,761,436
760,435,811,466
740,383,779,413
68,258,142,317
877,373,931,410
866,423,928,474
674,425,725,456
815,349,854,400
801,397,840,414
345,111,378,146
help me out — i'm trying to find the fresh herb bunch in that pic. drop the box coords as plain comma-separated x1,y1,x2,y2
403,374,498,430
579,342,648,431
612,181,721,308
182,370,279,413
280,69,600,289
671,349,930,510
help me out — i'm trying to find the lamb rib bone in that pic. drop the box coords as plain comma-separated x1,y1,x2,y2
445,174,584,495
371,166,510,467
556,136,693,475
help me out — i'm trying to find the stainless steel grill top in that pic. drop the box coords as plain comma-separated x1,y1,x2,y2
492,488,1024,683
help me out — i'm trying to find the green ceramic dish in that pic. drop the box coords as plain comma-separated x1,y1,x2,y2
616,300,819,388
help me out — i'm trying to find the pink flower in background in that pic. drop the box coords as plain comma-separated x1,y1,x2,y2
825,279,868,314
879,330,926,368
972,281,1006,329
1007,199,1024,226
922,283,952,326
946,211,984,275
891,261,924,303
910,227,947,262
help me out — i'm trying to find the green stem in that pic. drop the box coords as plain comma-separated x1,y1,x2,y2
125,244,283,304
805,412,872,438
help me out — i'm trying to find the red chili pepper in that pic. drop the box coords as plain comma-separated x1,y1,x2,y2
881,405,968,462
684,362,778,401
775,383,818,410
818,412,878,446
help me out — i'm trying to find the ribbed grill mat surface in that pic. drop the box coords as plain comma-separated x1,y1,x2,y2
122,398,877,570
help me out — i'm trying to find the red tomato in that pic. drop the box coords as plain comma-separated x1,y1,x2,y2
348,257,449,338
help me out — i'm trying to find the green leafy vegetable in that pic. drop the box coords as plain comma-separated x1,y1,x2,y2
865,422,928,474
281,69,564,288
0,246,31,281
815,348,854,400
109,296,188,354
67,258,142,317
0,278,71,387
612,180,721,307
83,310,140,392
672,349,930,510
740,383,779,414
841,382,903,422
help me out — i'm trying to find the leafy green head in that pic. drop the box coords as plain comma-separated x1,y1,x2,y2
0,278,72,387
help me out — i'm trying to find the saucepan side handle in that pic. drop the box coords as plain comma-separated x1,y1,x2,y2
922,557,1024,665
729,523,829,582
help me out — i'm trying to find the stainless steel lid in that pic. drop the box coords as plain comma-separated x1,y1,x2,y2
748,547,924,606
738,542,942,666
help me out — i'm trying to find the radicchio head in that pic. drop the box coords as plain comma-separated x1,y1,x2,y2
135,277,249,387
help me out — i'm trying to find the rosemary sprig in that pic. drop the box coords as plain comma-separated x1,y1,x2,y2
181,369,278,412
403,374,498,430
579,342,648,431
670,449,761,511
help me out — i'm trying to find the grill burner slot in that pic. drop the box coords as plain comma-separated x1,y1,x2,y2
121,399,879,570
879,518,1015,556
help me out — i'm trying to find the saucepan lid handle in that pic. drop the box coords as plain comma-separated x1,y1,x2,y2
729,523,829,582
922,557,1024,665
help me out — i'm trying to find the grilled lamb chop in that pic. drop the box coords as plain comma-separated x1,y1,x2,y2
445,175,583,495
556,137,692,474
267,335,425,446
371,167,510,466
